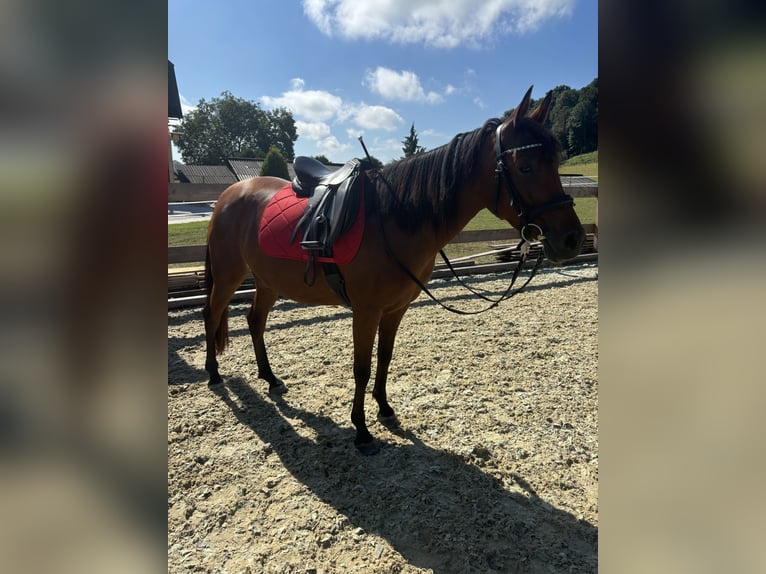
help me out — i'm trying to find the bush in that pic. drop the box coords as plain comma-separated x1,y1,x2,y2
260,146,290,179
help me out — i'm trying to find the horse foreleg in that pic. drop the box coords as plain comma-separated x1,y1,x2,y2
247,286,286,394
372,307,407,428
351,309,382,455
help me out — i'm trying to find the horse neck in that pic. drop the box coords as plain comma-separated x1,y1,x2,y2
432,183,485,249
432,150,496,249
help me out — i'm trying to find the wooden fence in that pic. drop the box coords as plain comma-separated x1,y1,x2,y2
168,177,597,307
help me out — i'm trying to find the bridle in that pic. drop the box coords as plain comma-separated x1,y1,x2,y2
360,122,577,316
493,123,574,243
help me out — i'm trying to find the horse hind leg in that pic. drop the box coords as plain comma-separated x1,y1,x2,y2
203,248,247,386
246,285,286,394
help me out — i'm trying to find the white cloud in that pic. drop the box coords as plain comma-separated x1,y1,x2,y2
179,94,197,115
344,103,403,131
444,84,457,96
473,96,488,109
302,0,574,48
317,135,351,157
421,128,447,138
262,79,403,161
364,67,443,104
261,79,343,122
346,127,363,140
296,120,331,141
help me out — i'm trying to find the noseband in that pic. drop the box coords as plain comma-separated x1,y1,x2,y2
493,124,574,241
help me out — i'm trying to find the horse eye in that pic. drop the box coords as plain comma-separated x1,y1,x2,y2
519,165,532,174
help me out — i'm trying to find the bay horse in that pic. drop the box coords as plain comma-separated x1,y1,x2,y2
203,87,584,454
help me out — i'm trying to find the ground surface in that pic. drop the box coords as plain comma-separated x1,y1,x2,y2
168,263,598,573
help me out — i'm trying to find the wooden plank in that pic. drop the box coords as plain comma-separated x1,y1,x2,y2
169,225,597,264
169,288,256,310
169,255,597,307
563,184,598,198
168,182,229,202
452,228,520,244
169,245,207,264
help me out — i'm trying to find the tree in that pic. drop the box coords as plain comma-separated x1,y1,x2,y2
231,147,264,159
259,146,290,179
364,155,384,168
177,91,297,165
312,154,331,165
501,78,598,158
401,123,425,157
565,80,598,156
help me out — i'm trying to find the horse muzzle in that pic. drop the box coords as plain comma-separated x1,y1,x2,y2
537,225,585,264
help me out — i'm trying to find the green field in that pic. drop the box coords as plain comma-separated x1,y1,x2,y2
560,150,598,180
168,220,209,247
169,151,597,257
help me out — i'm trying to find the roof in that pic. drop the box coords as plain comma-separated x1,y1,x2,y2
225,158,275,181
174,157,347,184
175,164,237,184
168,60,182,119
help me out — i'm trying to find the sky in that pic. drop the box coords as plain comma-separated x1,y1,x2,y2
168,0,597,164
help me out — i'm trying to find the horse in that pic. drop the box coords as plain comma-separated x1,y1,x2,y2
203,87,584,454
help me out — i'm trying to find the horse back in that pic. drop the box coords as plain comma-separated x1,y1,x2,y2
209,176,288,240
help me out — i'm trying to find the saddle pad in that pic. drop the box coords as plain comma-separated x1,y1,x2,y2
258,183,365,264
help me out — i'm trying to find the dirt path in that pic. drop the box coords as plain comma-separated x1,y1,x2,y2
168,263,598,573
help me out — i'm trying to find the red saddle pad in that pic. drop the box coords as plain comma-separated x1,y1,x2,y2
258,183,365,264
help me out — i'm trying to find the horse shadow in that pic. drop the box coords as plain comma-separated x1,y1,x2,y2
211,377,598,573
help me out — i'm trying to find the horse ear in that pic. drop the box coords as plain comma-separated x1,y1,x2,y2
529,90,553,125
509,85,534,127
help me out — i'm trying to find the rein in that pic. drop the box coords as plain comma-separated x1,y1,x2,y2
369,170,544,316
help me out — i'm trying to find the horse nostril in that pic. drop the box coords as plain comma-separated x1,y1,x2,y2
564,230,582,251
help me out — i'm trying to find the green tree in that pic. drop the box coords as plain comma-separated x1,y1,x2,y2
312,154,331,165
401,122,425,157
259,146,290,179
502,78,598,158
364,155,384,168
565,80,598,156
231,146,264,159
177,91,297,165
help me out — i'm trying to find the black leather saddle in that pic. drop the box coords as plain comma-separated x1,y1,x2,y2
290,157,363,256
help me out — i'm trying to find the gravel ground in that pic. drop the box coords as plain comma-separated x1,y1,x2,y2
168,262,598,573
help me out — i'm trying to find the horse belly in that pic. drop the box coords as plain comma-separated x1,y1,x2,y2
248,254,344,306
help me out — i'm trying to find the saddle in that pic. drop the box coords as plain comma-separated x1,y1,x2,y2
290,157,363,256
288,157,366,307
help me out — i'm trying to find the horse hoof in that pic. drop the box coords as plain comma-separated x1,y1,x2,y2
377,413,400,429
208,375,223,387
268,382,288,395
356,441,380,456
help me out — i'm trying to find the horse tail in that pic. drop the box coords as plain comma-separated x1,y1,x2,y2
204,245,229,355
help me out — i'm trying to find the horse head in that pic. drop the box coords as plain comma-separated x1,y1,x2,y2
493,86,585,264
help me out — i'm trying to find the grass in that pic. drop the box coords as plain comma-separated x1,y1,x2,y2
168,199,596,251
168,220,208,247
169,150,597,264
561,150,598,179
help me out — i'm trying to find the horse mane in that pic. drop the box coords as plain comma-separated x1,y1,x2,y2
370,118,503,233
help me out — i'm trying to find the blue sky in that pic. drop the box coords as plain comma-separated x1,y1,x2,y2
169,0,597,164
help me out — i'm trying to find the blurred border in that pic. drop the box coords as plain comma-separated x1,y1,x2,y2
0,1,167,572
601,1,765,572
1,0,764,572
